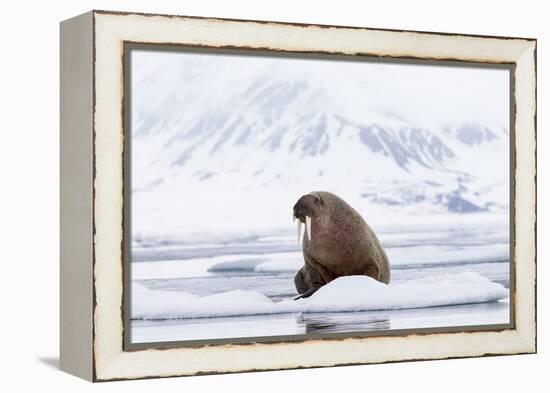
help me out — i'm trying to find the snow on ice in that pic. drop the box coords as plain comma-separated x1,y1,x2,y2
132,272,508,320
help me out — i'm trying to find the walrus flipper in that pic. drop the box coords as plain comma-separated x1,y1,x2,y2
293,286,320,300
294,264,324,300
363,263,380,282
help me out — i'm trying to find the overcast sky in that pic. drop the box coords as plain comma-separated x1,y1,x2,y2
133,49,510,130
346,59,510,128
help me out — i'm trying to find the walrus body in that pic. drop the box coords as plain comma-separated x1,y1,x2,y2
293,191,390,299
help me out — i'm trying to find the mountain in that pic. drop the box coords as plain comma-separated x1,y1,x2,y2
129,50,510,238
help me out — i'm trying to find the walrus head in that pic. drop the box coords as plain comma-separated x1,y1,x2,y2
293,192,324,243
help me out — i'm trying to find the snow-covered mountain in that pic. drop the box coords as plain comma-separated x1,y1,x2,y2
130,50,510,240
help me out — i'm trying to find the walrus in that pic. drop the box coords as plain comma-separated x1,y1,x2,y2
292,191,390,299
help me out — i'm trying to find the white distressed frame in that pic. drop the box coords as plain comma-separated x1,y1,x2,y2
61,10,536,382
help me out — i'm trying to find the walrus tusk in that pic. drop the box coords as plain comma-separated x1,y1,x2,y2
305,216,312,241
297,220,302,243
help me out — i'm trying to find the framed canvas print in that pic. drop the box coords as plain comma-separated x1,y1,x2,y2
60,10,537,381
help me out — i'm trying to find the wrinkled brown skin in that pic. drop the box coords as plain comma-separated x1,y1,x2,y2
293,191,390,299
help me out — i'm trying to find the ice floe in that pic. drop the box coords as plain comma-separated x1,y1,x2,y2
132,272,508,320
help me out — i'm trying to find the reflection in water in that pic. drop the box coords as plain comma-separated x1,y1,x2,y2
300,313,391,334
131,301,508,343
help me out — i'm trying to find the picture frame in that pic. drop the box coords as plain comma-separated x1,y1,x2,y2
60,10,537,382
